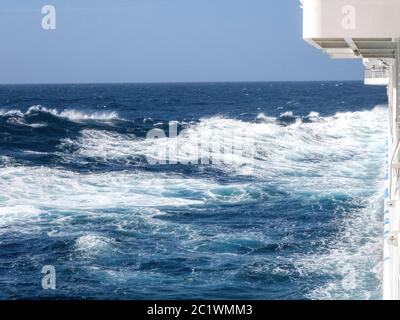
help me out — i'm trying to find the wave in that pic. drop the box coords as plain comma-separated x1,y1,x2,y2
0,105,121,122
60,106,388,189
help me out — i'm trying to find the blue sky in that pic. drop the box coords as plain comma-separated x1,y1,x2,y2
0,0,363,83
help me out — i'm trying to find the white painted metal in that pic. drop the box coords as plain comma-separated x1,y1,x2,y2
302,0,400,300
384,53,400,300
303,0,400,59
303,0,400,39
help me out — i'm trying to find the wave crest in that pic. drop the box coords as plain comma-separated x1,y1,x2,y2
0,105,121,122
61,106,388,185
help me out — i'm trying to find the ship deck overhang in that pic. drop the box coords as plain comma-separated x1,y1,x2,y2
302,0,400,59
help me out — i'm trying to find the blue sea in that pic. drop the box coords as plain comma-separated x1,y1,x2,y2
0,82,388,299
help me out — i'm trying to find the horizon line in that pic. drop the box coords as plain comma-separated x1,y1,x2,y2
0,79,364,86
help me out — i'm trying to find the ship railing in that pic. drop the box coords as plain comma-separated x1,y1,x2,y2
365,68,389,79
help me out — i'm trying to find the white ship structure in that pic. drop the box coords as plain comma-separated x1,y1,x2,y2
302,0,400,300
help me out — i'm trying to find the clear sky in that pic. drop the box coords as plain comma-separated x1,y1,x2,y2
0,0,363,84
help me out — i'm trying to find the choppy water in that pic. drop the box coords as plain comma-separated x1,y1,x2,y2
0,82,388,299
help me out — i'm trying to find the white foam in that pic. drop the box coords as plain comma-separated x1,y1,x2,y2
0,109,24,117
0,106,120,122
16,106,388,201
298,191,384,300
306,111,321,122
256,113,276,123
280,111,294,117
0,205,43,233
65,106,388,192
75,234,116,256
29,106,120,121
60,130,139,160
0,167,207,212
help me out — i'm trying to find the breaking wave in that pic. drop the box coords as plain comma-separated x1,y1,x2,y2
60,106,387,183
0,105,120,122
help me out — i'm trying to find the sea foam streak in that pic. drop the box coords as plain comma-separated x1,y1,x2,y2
300,190,384,300
0,105,120,121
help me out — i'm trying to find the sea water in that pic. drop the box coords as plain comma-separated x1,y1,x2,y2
0,82,388,299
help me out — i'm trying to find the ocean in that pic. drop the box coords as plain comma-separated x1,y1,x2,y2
0,81,388,299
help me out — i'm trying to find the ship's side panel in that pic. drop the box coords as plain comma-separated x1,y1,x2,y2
383,52,400,300
303,0,400,39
